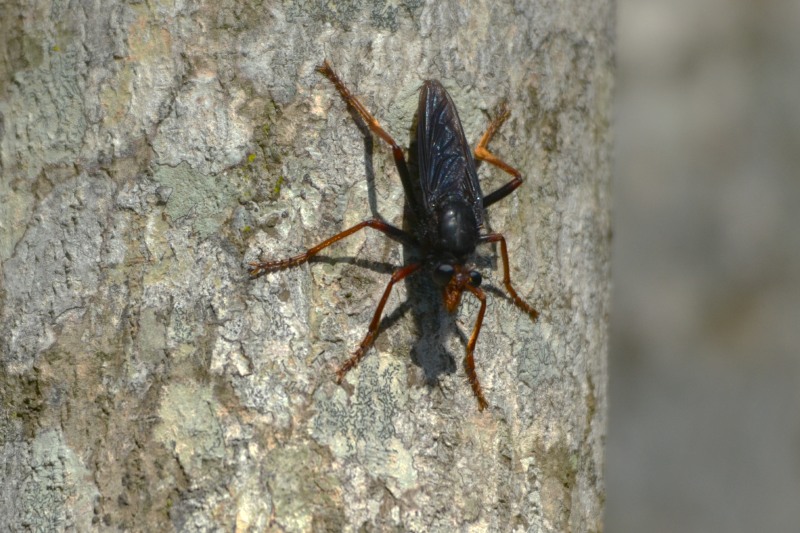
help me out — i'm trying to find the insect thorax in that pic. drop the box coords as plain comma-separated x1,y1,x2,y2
435,198,480,259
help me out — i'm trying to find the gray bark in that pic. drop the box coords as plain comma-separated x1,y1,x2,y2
0,1,612,531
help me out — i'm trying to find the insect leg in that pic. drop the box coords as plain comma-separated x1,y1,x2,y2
479,233,539,321
317,61,405,162
464,284,489,411
474,103,525,208
248,219,417,278
335,262,423,382
317,61,422,219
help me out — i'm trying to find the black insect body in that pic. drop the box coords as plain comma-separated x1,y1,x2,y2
249,61,538,410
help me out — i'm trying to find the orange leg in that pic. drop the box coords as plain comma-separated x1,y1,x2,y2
474,103,525,208
336,262,422,381
464,284,489,410
479,233,539,321
317,60,422,221
247,219,415,277
317,60,403,157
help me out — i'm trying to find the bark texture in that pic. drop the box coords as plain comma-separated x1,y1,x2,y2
0,1,612,531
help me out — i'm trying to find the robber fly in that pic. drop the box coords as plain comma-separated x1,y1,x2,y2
249,61,538,410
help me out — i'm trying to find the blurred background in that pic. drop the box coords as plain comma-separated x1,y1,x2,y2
607,0,800,531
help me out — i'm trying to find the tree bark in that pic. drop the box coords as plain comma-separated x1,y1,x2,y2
1,1,612,531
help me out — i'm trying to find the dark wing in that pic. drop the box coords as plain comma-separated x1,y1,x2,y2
417,81,484,225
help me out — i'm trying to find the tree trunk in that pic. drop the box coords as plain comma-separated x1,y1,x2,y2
1,1,612,531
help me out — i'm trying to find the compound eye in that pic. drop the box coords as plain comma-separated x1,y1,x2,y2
432,263,455,286
469,270,482,287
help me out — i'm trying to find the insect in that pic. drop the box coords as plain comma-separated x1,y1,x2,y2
249,60,538,410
